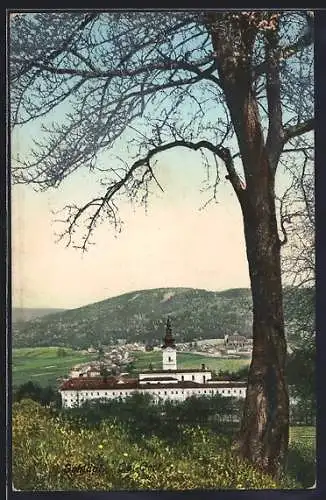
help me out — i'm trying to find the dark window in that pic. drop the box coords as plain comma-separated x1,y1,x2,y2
204,390,206,393
192,375,195,381
113,392,115,395
181,375,184,381
97,392,100,395
90,392,93,395
228,390,231,394
164,391,167,395
203,376,206,383
175,391,178,394
168,356,172,362
120,392,123,395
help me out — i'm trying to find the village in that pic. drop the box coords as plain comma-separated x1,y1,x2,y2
60,320,250,408
66,333,253,379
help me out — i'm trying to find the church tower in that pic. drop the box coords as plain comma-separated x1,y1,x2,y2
162,317,177,371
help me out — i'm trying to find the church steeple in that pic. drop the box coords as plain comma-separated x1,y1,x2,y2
162,317,177,371
162,317,176,348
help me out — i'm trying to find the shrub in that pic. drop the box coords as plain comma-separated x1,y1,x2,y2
286,430,316,488
12,400,282,490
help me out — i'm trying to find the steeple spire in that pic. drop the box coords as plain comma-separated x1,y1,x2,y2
162,317,176,348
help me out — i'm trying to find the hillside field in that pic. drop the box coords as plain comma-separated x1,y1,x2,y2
12,347,97,388
12,347,250,388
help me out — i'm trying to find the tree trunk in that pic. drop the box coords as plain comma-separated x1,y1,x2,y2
207,15,289,477
233,183,289,478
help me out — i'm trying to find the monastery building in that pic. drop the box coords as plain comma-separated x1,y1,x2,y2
60,318,247,408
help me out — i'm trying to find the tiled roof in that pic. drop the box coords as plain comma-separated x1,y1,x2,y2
139,376,178,381
60,377,246,391
60,377,138,390
140,368,211,374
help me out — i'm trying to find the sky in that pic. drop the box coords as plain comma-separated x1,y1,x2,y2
12,145,251,309
10,11,302,311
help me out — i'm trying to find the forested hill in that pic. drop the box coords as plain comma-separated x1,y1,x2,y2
12,308,66,323
12,287,314,349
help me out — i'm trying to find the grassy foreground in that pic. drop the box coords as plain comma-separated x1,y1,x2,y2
12,398,316,491
12,347,250,388
12,399,284,490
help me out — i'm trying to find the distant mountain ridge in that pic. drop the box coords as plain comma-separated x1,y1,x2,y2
12,286,313,349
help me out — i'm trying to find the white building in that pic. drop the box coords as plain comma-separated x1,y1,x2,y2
60,318,247,408
69,364,102,378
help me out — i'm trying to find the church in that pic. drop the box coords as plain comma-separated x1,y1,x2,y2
60,318,247,408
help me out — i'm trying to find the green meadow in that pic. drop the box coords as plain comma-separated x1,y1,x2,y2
12,347,250,388
12,347,97,388
289,426,315,447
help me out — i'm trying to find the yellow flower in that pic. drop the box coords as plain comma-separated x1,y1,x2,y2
98,444,103,449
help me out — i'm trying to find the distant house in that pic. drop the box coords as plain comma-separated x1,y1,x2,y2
224,334,251,349
86,366,101,378
69,363,102,378
196,338,225,347
69,364,92,378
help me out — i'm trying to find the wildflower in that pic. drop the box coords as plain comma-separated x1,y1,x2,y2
98,444,103,449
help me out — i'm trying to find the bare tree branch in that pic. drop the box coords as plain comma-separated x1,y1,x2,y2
11,53,218,83
10,10,313,249
253,11,314,80
10,13,98,82
283,118,314,143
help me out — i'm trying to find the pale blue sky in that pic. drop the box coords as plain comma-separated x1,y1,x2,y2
12,139,251,309
10,11,302,310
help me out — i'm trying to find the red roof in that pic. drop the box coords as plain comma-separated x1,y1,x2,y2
140,368,211,374
60,377,246,391
140,376,178,381
60,377,137,390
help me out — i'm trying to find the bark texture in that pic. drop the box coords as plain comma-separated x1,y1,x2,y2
237,188,289,478
208,13,289,477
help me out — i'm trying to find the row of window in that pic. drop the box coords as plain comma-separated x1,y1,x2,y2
142,375,203,382
63,388,245,402
65,391,125,397
181,375,205,381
